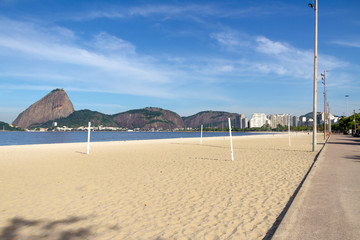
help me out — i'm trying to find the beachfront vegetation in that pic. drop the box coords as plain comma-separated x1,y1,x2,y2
0,121,24,131
332,114,360,134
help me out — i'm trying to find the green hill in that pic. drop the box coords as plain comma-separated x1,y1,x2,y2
28,107,185,130
112,107,185,130
29,110,119,129
0,121,24,131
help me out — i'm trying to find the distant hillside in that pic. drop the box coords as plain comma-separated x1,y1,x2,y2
0,121,24,131
112,107,185,130
30,107,186,130
30,110,119,129
13,88,333,131
301,112,322,121
12,88,74,129
183,111,239,128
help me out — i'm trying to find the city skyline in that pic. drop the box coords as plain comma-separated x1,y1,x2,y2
1,0,359,123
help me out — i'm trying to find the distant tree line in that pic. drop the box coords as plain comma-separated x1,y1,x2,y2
331,114,360,134
0,121,24,131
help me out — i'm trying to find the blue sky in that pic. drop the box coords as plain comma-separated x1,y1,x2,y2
0,0,359,123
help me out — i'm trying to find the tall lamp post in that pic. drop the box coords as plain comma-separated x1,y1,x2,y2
345,95,349,117
309,0,318,151
327,102,332,134
354,110,357,136
328,102,331,133
321,71,328,139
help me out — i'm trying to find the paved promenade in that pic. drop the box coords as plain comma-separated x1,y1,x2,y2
272,134,360,240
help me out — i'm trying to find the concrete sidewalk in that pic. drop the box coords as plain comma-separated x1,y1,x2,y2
272,134,360,240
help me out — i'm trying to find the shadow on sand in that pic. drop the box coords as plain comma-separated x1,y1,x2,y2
75,151,88,155
0,216,92,240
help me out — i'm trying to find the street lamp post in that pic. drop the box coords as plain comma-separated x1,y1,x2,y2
309,0,318,151
328,102,331,133
345,95,349,117
321,71,328,139
354,110,356,136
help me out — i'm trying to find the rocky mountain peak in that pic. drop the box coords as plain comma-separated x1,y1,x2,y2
12,89,75,129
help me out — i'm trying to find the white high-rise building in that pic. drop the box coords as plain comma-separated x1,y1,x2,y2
249,113,269,128
235,114,248,129
292,116,300,127
242,117,249,128
267,114,292,128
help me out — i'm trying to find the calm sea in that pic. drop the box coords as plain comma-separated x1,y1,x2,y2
0,131,269,146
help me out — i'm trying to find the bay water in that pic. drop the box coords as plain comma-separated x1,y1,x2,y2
0,131,270,146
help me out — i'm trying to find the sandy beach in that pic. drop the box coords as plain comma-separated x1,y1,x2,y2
0,133,324,239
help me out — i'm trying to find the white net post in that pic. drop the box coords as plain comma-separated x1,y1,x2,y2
228,118,234,161
288,115,291,147
87,122,91,154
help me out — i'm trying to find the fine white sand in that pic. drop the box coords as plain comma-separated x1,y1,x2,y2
0,133,324,239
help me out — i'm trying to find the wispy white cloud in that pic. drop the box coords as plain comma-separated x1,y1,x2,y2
0,12,351,114
71,3,297,23
0,18,237,104
254,36,315,78
73,4,215,22
210,30,348,80
91,32,136,55
0,17,174,97
86,11,124,20
255,36,289,55
210,31,251,50
330,40,360,48
128,5,208,17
